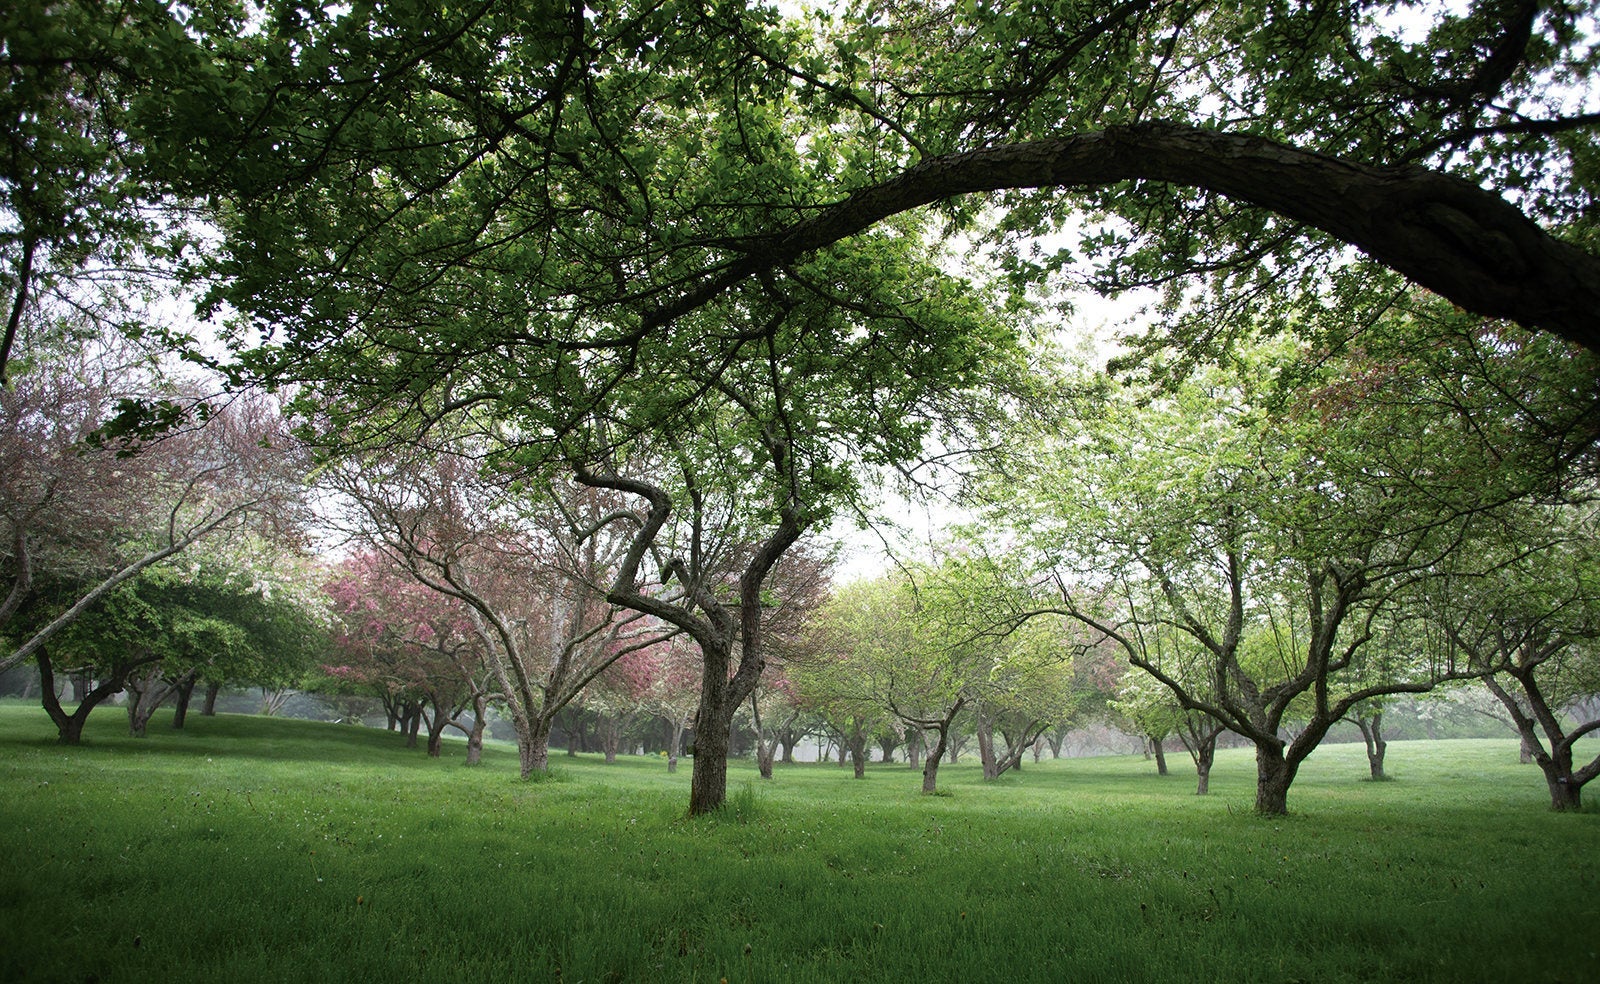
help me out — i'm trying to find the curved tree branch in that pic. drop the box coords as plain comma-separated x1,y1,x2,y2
644,122,1600,352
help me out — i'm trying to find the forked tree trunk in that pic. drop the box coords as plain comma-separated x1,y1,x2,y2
38,648,151,746
1355,710,1388,780
126,665,195,738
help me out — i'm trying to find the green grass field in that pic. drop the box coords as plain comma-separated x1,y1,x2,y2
1,704,1595,984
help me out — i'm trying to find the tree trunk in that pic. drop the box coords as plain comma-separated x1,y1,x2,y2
922,727,950,794
38,648,145,746
171,676,197,729
907,731,922,770
1254,742,1296,815
1152,736,1169,776
668,715,687,774
1357,711,1388,780
1520,734,1535,764
976,706,999,781
850,730,867,779
689,714,733,815
202,681,220,716
519,716,554,778
425,709,446,758
1194,735,1217,796
598,712,626,764
405,705,422,748
125,664,189,739
1547,774,1583,811
466,717,484,766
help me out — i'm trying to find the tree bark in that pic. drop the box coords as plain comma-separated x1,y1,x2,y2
1547,775,1583,811
425,708,446,758
850,732,867,780
202,681,220,716
922,727,950,794
404,704,422,748
519,716,554,778
1151,736,1169,776
1254,742,1297,815
689,711,733,815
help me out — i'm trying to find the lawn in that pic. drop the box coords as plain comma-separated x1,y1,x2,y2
0,704,1594,983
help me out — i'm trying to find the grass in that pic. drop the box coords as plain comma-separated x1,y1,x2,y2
1,703,1596,984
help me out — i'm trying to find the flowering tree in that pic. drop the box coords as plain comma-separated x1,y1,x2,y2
324,550,494,760
1,338,306,681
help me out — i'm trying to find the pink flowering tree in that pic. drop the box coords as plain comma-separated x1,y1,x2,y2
324,550,495,761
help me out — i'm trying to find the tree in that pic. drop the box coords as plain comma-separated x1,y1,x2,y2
1,340,307,678
1433,509,1600,810
326,442,680,775
160,0,1600,386
1013,339,1508,814
0,1,248,382
632,635,702,773
971,615,1083,781
325,550,494,759
804,563,1011,794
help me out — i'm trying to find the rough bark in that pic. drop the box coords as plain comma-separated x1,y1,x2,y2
689,704,734,815
659,123,1600,352
202,681,220,716
1254,742,1297,816
521,716,554,778
1151,736,1169,776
